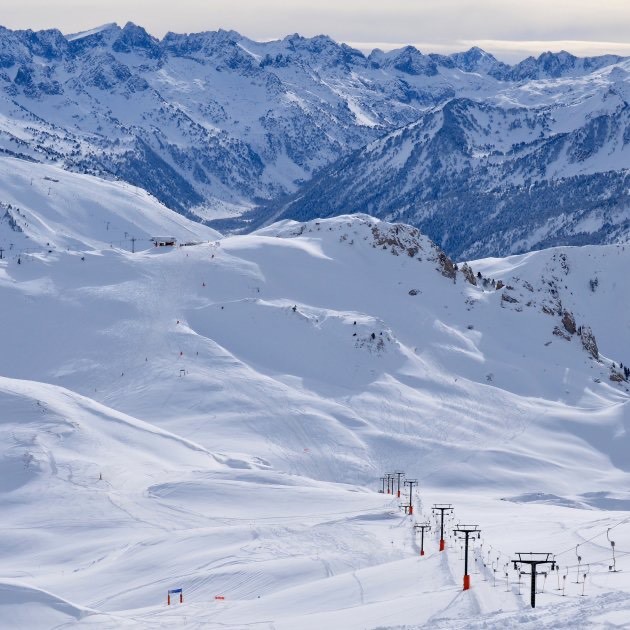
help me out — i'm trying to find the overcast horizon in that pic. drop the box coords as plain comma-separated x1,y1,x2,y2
3,0,630,63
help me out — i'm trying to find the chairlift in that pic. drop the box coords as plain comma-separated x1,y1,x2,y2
540,571,548,594
607,528,620,572
581,565,589,597
575,544,582,584
554,559,561,590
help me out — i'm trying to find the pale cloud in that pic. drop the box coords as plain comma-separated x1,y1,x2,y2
2,0,630,63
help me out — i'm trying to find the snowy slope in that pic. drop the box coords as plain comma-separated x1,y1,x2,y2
472,244,630,366
0,156,219,254
0,170,629,628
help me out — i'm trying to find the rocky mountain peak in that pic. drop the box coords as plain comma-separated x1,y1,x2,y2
112,22,161,57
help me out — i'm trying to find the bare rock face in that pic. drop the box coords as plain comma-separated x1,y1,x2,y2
436,251,456,280
496,280,504,290
553,326,571,341
501,292,518,304
460,262,477,285
580,326,599,360
370,223,425,258
561,310,577,335
610,371,624,383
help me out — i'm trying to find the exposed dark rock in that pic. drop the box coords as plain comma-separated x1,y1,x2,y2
460,262,477,285
580,326,599,360
561,310,577,335
553,326,571,340
436,251,456,280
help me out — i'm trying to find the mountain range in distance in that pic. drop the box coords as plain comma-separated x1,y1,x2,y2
1,22,629,258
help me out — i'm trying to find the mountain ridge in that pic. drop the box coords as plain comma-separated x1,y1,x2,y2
1,22,629,257
261,86,630,258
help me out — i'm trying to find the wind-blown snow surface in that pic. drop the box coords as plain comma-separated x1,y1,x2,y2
1,174,630,627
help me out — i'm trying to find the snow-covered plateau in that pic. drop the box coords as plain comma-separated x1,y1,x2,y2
0,156,629,628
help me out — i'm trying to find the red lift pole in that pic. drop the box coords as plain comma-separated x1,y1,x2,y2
432,504,454,551
394,471,405,498
385,473,394,495
453,524,481,590
414,523,431,556
404,479,417,515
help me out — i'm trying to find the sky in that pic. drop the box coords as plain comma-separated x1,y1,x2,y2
3,0,630,62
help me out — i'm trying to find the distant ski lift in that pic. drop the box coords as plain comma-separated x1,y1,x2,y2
608,528,620,572
151,236,177,247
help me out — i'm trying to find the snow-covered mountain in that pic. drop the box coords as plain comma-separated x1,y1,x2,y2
1,22,629,257
264,63,630,258
1,159,630,626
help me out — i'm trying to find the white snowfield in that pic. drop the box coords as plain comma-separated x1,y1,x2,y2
0,157,630,627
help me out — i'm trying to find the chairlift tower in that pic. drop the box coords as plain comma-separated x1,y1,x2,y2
385,472,394,495
453,524,480,590
394,471,405,498
432,504,454,551
512,552,555,608
404,479,417,515
414,522,431,556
